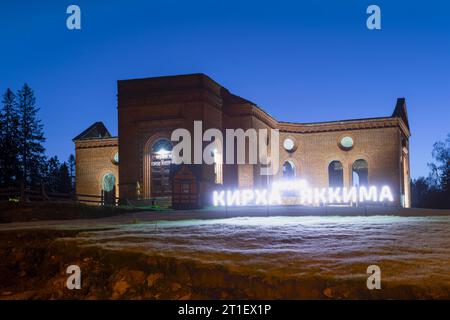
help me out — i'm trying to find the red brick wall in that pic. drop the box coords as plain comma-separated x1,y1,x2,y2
74,138,119,199
110,74,411,206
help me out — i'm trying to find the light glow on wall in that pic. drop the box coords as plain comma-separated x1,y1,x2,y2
212,180,394,206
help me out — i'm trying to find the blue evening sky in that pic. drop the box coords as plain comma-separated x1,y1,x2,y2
1,1,449,178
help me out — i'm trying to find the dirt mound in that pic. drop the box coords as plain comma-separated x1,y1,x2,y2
1,229,449,299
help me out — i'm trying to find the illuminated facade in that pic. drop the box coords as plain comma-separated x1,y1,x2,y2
74,73,411,208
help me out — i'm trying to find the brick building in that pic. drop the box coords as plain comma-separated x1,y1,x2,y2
74,73,411,207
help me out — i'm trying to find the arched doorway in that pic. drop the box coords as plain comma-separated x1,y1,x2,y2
282,160,296,179
147,138,173,197
282,161,296,196
102,173,116,204
328,161,343,188
352,159,368,187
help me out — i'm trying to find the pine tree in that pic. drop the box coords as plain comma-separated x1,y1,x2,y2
16,84,46,187
57,162,72,194
0,89,20,187
42,157,73,194
430,134,450,192
427,133,450,208
68,154,76,191
44,156,60,192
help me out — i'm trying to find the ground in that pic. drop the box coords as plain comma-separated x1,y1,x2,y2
0,208,449,299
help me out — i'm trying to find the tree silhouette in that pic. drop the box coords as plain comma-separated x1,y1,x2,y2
0,89,20,186
68,154,76,191
429,133,450,193
411,133,450,209
16,84,46,187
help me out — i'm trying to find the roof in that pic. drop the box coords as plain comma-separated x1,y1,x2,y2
73,122,112,141
279,98,410,130
116,73,410,136
392,97,409,129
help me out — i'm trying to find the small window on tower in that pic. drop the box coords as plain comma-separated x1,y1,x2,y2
339,136,354,150
283,138,296,152
112,152,119,164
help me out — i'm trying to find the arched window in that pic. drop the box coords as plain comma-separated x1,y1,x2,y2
152,138,172,155
352,159,368,187
283,161,296,178
150,138,173,197
102,173,116,192
328,161,343,188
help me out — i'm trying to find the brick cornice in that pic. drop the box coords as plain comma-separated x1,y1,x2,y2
247,106,409,136
278,117,399,134
75,137,118,149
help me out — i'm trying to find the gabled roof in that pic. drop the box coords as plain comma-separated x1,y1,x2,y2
73,122,112,141
392,97,409,129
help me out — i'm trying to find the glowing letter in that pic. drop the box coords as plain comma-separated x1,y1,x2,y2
366,5,381,30
314,188,327,205
255,189,268,205
379,186,394,202
300,187,313,204
213,190,225,206
242,189,254,205
268,189,282,205
359,186,378,202
328,188,342,203
343,187,357,203
66,5,81,30
227,190,241,206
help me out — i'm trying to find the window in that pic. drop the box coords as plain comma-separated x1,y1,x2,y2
112,152,119,164
283,138,295,152
328,161,343,188
151,138,173,196
339,136,354,150
352,159,368,187
152,139,173,155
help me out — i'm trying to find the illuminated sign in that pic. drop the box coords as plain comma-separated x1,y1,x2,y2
151,148,172,166
212,179,394,206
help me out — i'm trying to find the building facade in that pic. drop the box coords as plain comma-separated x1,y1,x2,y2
74,73,411,207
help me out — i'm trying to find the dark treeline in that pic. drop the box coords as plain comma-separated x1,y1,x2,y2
411,133,450,209
0,84,75,193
